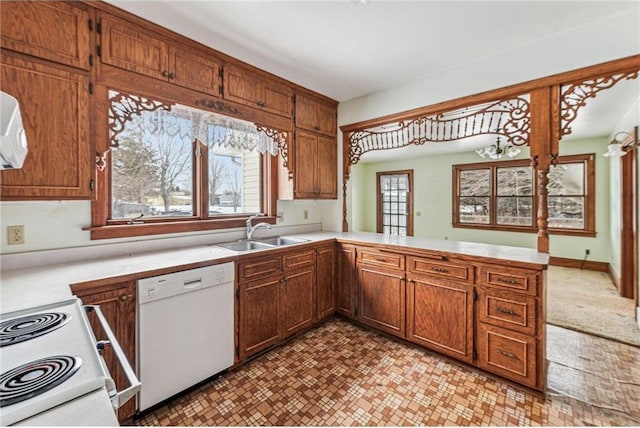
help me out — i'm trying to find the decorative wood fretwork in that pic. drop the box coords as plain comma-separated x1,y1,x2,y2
256,125,290,176
560,70,639,138
195,99,241,116
98,92,172,171
347,97,530,166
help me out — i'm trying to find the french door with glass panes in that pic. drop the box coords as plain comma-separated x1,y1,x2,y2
377,170,413,236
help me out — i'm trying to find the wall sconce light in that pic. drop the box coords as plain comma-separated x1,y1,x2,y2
603,131,632,157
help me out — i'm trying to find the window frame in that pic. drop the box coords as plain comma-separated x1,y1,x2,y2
452,154,595,237
87,83,280,240
376,169,414,236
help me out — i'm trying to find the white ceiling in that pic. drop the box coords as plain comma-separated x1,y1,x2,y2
105,0,638,103
106,0,639,161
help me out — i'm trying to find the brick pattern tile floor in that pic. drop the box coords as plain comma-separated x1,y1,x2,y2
134,319,640,426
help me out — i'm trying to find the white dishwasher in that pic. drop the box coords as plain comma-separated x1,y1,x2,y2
137,262,235,412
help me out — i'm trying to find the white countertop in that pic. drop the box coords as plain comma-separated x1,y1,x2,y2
1,231,548,314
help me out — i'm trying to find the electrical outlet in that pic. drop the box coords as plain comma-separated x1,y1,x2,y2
415,211,422,216
278,211,284,222
7,225,25,245
303,210,308,220
585,249,590,256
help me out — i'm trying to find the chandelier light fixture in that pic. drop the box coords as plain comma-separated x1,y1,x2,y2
475,136,521,160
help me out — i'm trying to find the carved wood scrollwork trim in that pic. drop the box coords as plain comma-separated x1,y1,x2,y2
98,92,172,171
256,126,291,178
560,70,639,138
347,96,530,166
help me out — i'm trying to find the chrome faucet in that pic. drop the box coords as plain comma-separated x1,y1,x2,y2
246,213,272,240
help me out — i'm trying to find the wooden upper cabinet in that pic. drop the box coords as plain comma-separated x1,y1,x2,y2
99,13,168,80
170,46,222,96
295,94,337,137
0,54,92,199
292,131,337,199
223,64,292,117
0,1,91,70
99,13,222,96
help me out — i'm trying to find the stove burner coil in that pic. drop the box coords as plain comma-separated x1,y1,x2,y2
0,312,69,347
0,355,82,407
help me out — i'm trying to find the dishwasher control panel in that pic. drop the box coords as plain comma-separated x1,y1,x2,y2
137,262,234,304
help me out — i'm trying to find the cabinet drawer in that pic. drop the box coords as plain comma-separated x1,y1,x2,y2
478,289,536,335
238,256,282,282
408,256,473,283
476,323,538,388
283,250,315,271
358,248,405,270
477,266,538,295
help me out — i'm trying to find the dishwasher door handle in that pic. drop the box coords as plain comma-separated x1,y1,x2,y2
85,305,141,409
184,279,202,289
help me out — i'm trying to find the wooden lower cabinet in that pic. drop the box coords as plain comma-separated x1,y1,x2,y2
336,244,356,319
406,274,473,363
237,249,317,360
282,266,316,338
238,275,281,361
357,264,405,337
476,323,538,388
316,245,336,320
71,280,136,422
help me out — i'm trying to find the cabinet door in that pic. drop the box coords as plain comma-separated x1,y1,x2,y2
357,265,405,337
73,281,136,421
223,64,262,108
281,267,316,338
262,78,292,117
336,245,356,319
406,274,473,363
316,245,336,319
100,13,168,81
169,46,222,96
294,131,318,198
316,135,337,199
295,94,336,136
315,101,337,136
0,1,90,70
0,54,92,199
239,276,281,360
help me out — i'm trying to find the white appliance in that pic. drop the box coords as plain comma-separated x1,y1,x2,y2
0,91,28,169
0,297,139,426
137,262,235,412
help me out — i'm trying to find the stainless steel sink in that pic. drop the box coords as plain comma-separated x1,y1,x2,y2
214,240,275,252
256,236,309,246
212,236,309,252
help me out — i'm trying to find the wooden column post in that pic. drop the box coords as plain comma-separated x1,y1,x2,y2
342,131,351,232
529,87,557,253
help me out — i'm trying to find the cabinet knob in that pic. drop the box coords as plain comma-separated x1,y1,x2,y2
120,294,129,301
162,70,169,77
314,125,320,131
169,72,175,79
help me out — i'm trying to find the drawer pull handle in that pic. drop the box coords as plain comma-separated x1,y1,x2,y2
497,307,516,315
496,277,518,285
497,349,517,359
431,267,448,273
374,257,388,262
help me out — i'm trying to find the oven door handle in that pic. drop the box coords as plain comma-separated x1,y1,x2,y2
85,305,141,409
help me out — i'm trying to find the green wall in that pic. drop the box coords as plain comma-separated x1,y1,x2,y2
352,136,611,261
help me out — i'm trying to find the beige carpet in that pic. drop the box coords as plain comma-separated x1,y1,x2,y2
546,266,640,347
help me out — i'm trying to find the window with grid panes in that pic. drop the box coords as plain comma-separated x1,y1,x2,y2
377,170,413,236
453,154,594,236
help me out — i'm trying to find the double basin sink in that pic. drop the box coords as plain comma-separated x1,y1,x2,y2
213,236,309,252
